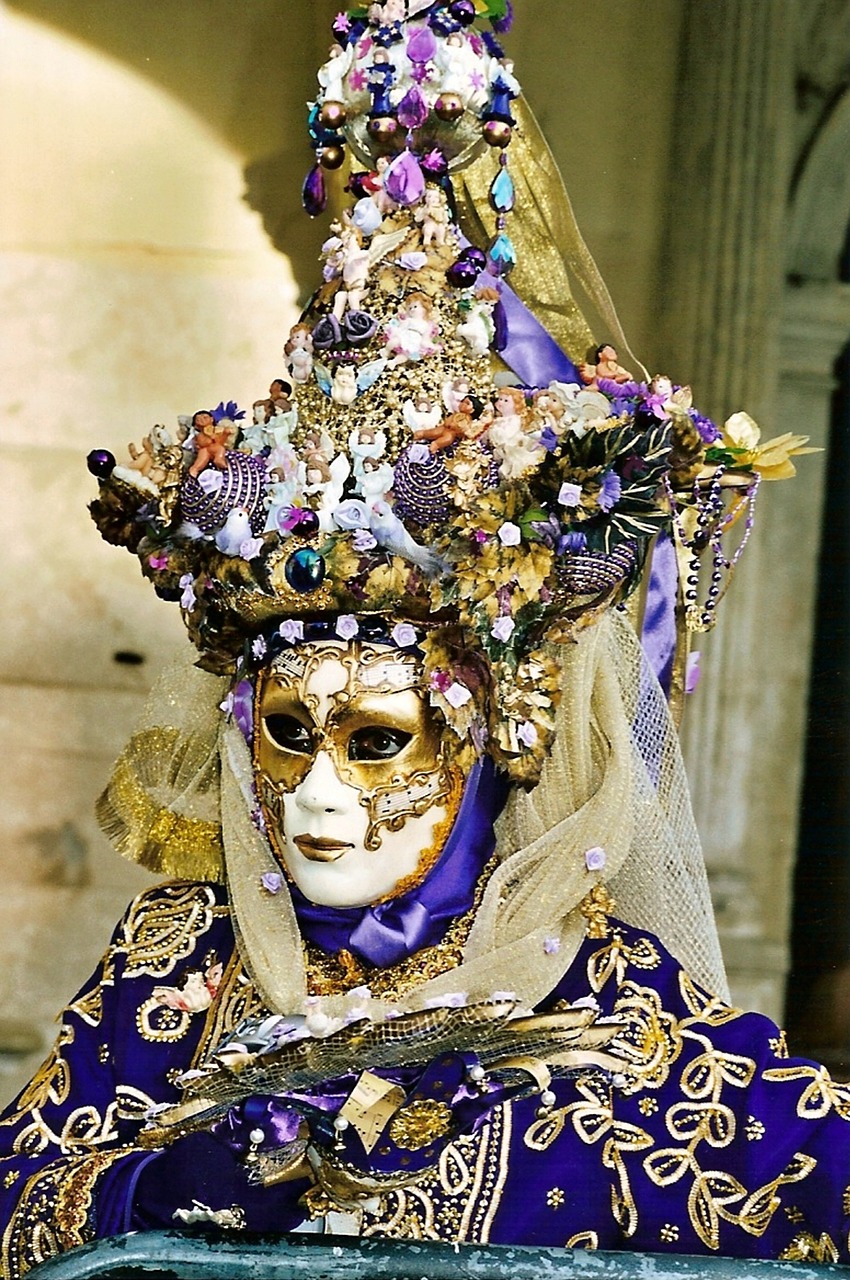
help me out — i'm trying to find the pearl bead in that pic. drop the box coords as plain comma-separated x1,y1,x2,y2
333,1115,349,1131
249,1128,265,1145
540,1089,556,1108
468,1063,485,1082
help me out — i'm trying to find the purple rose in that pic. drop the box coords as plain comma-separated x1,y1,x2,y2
391,622,418,648
584,846,607,872
311,315,342,350
597,471,622,512
497,521,521,546
335,614,359,640
558,481,582,508
278,619,304,643
344,310,378,347
491,615,515,642
261,871,282,895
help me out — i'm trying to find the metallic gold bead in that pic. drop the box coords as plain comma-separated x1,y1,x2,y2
320,144,346,170
320,100,347,129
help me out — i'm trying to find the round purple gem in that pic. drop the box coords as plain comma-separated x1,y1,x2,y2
296,509,320,537
87,449,116,479
447,258,479,289
284,547,326,593
461,246,486,271
449,0,476,24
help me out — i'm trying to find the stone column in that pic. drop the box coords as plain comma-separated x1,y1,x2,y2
658,2,815,1021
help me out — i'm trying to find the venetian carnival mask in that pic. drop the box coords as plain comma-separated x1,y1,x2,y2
253,640,463,909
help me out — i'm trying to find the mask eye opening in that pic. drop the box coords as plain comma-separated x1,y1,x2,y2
262,713,315,755
348,726,413,762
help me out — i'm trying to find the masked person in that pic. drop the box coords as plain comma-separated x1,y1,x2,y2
0,4,844,1275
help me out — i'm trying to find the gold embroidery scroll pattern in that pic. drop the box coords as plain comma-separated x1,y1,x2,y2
608,982,684,1093
780,1231,840,1264
566,1230,599,1249
362,1105,510,1244
762,1064,850,1122
642,1019,818,1251
523,1076,651,1240
586,934,662,996
119,883,218,979
0,1027,74,1131
136,998,192,1044
13,1101,121,1162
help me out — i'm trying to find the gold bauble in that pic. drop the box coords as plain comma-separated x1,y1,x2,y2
320,100,347,129
319,144,346,170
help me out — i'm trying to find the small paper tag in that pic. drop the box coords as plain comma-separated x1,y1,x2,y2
339,1070,406,1153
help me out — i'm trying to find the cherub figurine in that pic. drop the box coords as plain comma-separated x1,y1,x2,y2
486,387,541,480
579,343,633,389
358,455,395,502
330,363,359,406
283,323,314,384
364,155,396,216
328,214,371,319
413,393,490,453
239,400,273,453
384,291,440,366
187,410,236,477
403,393,441,434
442,375,471,415
302,450,351,532
456,287,499,357
348,425,387,481
531,387,567,438
415,186,450,248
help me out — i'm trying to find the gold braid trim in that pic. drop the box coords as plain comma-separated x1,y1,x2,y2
96,728,224,881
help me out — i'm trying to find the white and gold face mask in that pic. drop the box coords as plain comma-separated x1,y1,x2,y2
253,640,462,909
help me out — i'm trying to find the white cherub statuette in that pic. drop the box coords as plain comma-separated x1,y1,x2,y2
403,394,441,434
415,186,450,248
357,456,395,502
302,451,351,533
284,323,314,384
486,387,541,481
348,425,387,480
327,214,371,319
456,287,499,357
384,292,440,366
442,375,472,415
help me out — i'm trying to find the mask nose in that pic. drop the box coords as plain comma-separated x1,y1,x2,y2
294,750,353,815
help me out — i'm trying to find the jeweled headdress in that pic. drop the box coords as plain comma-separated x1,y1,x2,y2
87,0,812,787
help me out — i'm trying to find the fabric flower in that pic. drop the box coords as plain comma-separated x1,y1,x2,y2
219,691,235,716
311,315,342,350
391,622,418,648
278,619,304,643
557,482,582,508
352,528,378,552
497,521,521,546
491,615,515,642
261,872,282,895
232,679,254,743
334,499,370,530
344,310,378,346
148,552,168,570
517,720,538,747
198,470,223,494
398,251,428,271
239,537,264,561
597,471,622,512
559,531,588,553
584,846,606,872
252,635,268,661
335,615,359,641
685,651,701,695
444,681,472,708
543,936,561,955
179,573,196,611
408,442,430,464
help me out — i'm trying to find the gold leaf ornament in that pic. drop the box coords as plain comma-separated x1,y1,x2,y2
389,1099,453,1151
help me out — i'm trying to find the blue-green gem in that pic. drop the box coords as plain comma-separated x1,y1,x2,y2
489,167,515,213
284,547,326,593
487,232,517,277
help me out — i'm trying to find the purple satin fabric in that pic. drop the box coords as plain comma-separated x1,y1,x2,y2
290,758,506,968
639,529,679,700
493,276,582,387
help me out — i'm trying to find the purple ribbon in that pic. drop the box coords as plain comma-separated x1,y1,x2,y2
291,758,506,967
639,529,679,700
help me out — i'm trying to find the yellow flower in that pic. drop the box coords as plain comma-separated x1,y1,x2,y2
722,412,818,479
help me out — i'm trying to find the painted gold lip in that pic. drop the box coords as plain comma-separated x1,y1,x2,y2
293,834,353,863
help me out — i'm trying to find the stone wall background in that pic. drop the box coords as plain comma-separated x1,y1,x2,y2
1,0,848,1101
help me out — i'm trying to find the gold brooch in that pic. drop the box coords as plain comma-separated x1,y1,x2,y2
389,1099,452,1151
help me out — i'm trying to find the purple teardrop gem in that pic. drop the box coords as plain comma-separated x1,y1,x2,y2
492,297,508,351
447,258,479,289
87,448,116,479
384,149,425,207
397,86,429,130
302,163,327,217
407,24,437,64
